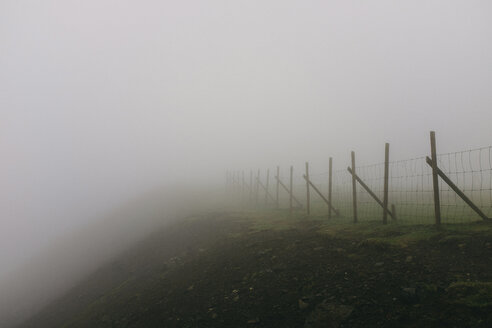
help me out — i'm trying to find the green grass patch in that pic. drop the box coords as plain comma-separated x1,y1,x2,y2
447,281,492,308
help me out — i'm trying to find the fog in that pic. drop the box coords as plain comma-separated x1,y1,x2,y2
1,0,492,326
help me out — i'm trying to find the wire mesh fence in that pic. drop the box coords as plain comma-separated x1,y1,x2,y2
227,145,492,225
305,146,492,224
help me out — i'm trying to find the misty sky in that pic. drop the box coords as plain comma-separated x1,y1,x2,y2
1,1,492,279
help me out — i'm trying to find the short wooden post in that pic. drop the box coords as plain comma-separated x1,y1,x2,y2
328,157,333,219
265,169,270,206
256,169,260,207
430,131,441,226
276,166,280,209
383,143,390,225
289,165,293,215
351,151,358,223
391,204,397,221
306,162,310,215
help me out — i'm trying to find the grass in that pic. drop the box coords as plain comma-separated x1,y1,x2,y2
447,281,492,308
226,206,492,249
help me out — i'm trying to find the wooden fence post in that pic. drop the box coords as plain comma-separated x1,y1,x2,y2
249,170,253,206
347,166,396,220
256,169,260,208
303,175,340,216
265,169,270,206
430,131,441,226
351,151,358,223
383,143,390,225
328,157,333,219
242,170,245,207
391,204,397,221
276,166,280,209
306,162,310,215
289,166,293,215
425,156,489,221
276,175,303,208
226,170,229,194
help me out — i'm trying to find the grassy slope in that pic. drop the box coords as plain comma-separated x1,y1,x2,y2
22,210,492,327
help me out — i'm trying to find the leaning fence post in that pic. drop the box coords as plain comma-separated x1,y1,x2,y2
265,169,270,206
289,165,293,215
383,143,390,225
276,166,280,209
351,151,358,223
430,131,441,226
306,162,310,215
328,157,333,219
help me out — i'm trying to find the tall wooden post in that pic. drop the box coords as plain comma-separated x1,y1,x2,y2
430,131,441,226
383,143,390,225
276,166,280,209
265,169,270,206
256,169,260,207
242,171,246,207
351,151,358,223
289,166,293,215
328,157,333,219
236,171,240,199
226,170,229,192
249,170,253,206
305,162,310,215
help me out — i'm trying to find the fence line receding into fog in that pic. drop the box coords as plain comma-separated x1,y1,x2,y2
226,132,492,225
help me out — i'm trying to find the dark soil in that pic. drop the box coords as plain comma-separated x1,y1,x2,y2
21,212,492,328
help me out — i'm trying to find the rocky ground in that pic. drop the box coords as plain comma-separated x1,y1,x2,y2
21,211,492,327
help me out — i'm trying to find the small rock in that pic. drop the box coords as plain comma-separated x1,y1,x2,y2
402,287,416,295
299,299,310,310
304,301,353,328
374,262,384,267
247,318,260,324
258,248,272,255
401,287,418,304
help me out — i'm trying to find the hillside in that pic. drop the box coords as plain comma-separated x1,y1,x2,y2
21,211,492,327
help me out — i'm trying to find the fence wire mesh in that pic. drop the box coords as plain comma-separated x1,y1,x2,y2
304,146,492,224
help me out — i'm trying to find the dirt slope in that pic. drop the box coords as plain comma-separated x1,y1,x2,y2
21,211,492,327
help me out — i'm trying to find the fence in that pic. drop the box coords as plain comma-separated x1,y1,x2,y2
226,132,492,225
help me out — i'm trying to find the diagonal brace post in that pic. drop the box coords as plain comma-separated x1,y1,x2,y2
347,167,396,220
274,176,303,208
302,175,340,217
425,157,489,221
